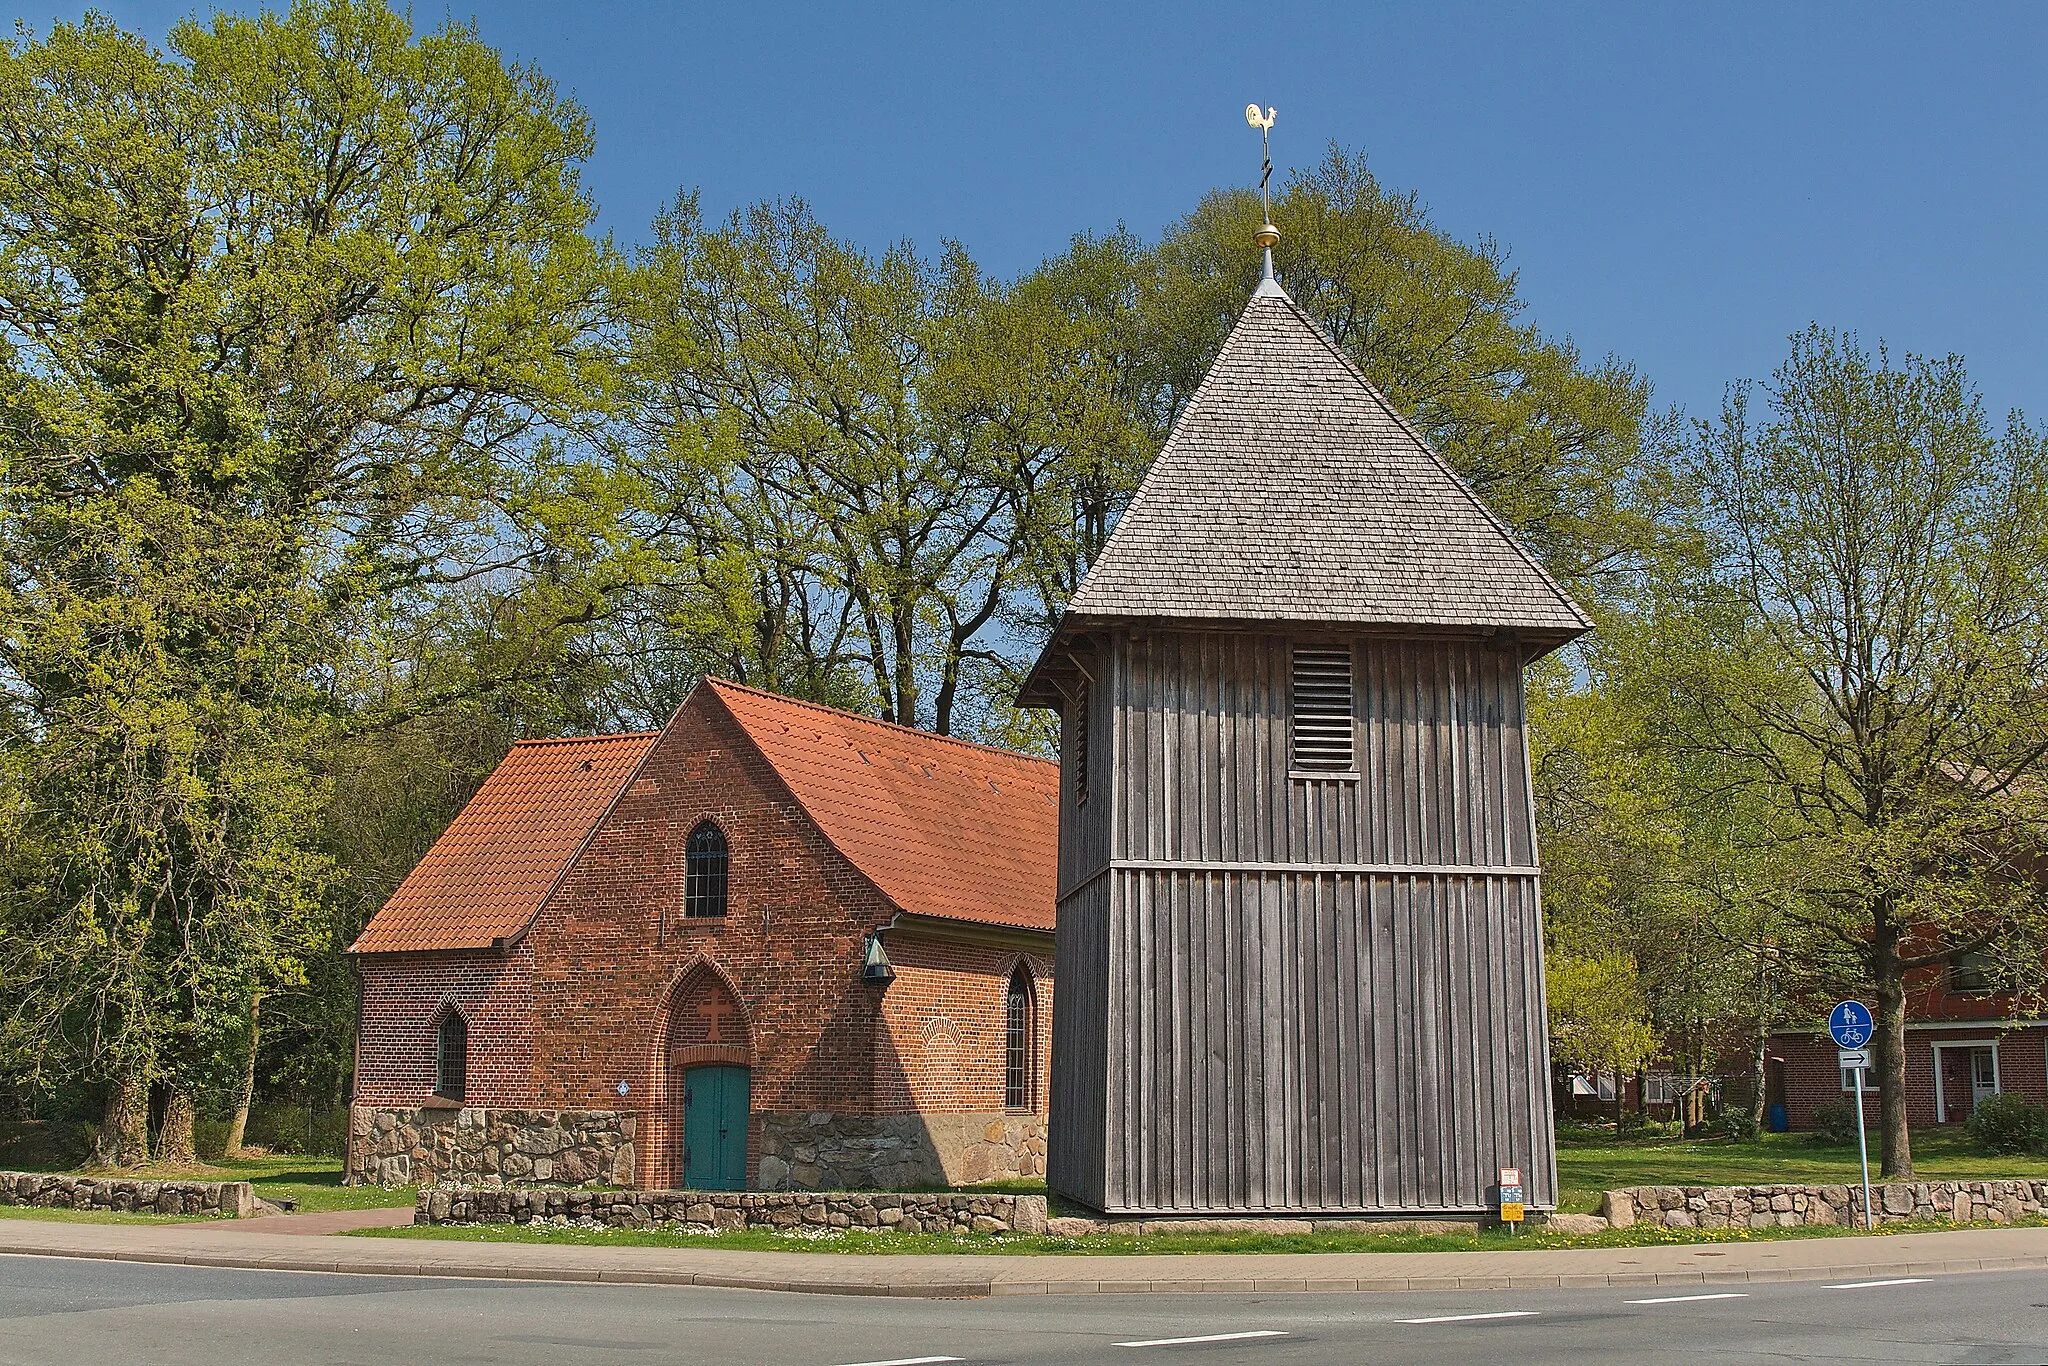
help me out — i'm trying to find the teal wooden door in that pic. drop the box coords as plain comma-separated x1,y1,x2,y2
682,1065,749,1190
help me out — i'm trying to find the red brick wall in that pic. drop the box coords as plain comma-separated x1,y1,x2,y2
353,949,536,1108
1772,1025,2048,1129
875,936,1054,1114
355,688,1056,1188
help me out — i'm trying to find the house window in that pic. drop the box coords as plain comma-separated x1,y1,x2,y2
1840,1064,1879,1093
436,1011,468,1102
1005,967,1036,1110
685,821,729,918
1291,645,1355,771
1072,687,1090,807
1950,949,1996,995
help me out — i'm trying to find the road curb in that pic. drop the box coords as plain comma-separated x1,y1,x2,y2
5,1238,2048,1297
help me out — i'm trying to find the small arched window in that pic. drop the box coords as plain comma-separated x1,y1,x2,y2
435,1010,468,1102
1005,966,1036,1111
685,820,729,918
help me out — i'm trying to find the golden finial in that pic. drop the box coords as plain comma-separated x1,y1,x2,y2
1244,104,1280,280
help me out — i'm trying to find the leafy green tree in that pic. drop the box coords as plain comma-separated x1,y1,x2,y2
618,196,1144,738
1673,327,2048,1174
0,0,614,1156
1547,952,1662,1129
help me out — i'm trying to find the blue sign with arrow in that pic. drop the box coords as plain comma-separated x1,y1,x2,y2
1828,1000,1874,1049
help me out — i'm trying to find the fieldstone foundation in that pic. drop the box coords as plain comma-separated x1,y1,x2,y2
754,1111,1046,1190
0,1171,255,1217
347,1105,635,1187
416,1185,1049,1234
1601,1179,2048,1231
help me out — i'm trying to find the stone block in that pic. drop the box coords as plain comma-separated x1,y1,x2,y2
1600,1191,1636,1229
1544,1213,1608,1234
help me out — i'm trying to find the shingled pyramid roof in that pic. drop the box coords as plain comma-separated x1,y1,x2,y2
1025,281,1588,699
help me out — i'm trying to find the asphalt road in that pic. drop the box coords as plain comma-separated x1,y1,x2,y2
3,1254,2047,1365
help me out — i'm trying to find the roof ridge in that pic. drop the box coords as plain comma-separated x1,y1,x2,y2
509,731,663,747
1269,290,1594,631
705,677,1058,773
1065,292,1267,608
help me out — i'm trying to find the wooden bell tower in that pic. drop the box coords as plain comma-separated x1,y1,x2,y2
1019,208,1589,1215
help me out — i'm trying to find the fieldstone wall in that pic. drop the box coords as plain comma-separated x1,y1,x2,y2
1602,1179,2048,1230
754,1111,1046,1190
416,1185,1049,1235
0,1171,255,1218
348,1105,635,1187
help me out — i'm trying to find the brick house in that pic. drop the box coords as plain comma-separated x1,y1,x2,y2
1768,953,2048,1132
345,678,1057,1191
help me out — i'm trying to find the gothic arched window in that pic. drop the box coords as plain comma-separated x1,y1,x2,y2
1005,966,1036,1110
435,1010,468,1102
685,821,729,918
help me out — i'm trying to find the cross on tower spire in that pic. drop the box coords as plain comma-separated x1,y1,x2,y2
1244,103,1280,285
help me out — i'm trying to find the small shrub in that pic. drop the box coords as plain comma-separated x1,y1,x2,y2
1713,1108,1759,1141
1966,1093,2048,1155
0,1120,93,1170
242,1102,349,1158
1808,1097,1864,1146
194,1118,232,1162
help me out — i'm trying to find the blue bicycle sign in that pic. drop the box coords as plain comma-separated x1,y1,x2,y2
1829,1000,1874,1049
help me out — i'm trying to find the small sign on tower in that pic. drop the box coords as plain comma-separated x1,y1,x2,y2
1498,1166,1525,1230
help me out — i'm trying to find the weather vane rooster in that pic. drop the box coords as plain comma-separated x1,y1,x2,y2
1244,104,1280,276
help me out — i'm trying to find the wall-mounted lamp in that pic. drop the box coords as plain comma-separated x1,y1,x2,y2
861,932,895,985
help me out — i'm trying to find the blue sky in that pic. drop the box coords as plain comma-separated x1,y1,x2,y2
24,1,2048,424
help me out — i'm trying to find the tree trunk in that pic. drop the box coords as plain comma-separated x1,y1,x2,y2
94,1068,150,1168
157,1088,198,1164
225,996,260,1158
1750,1026,1768,1137
1876,961,1913,1177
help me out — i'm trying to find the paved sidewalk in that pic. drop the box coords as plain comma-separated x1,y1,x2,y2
5,1214,2048,1298
188,1206,417,1236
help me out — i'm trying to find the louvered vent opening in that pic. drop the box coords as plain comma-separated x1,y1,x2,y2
1291,645,1356,771
1071,687,1091,806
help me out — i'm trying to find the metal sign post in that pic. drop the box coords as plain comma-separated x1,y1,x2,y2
1498,1166,1524,1234
1830,1002,1876,1231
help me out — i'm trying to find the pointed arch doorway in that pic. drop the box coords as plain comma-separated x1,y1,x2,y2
662,966,753,1190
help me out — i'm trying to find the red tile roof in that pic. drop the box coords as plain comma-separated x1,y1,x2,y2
349,681,1060,954
347,731,659,953
705,679,1059,933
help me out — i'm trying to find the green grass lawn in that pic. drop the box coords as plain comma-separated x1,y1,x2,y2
3,1153,413,1216
0,1204,213,1225
1553,1127,2048,1213
354,1212,2048,1257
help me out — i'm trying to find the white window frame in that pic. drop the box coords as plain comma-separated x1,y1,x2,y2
1839,1064,1879,1093
1930,1039,2001,1119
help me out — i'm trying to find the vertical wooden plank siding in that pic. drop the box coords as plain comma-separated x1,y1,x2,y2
1050,629,1557,1214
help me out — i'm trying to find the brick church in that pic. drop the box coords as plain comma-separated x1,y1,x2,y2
346,679,1057,1191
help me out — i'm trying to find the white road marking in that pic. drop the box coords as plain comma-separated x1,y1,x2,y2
1826,1278,1932,1290
1626,1292,1750,1304
1114,1330,1291,1348
1395,1310,1540,1324
832,1358,965,1366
